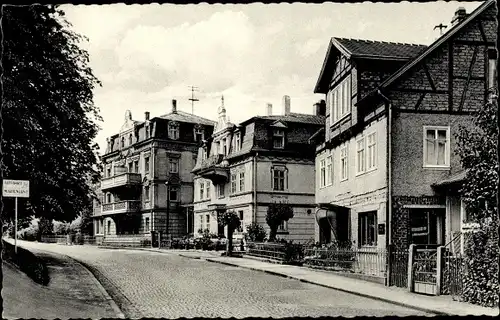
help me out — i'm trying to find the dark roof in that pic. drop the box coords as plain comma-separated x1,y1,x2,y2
357,0,494,107
314,38,426,93
333,38,427,60
242,112,326,126
157,110,216,126
432,171,467,187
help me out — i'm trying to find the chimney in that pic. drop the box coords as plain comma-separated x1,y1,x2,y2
172,99,177,113
451,7,467,26
282,95,291,115
314,100,326,116
266,103,273,116
145,111,150,121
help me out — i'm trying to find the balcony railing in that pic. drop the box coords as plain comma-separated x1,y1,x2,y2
197,154,229,183
101,200,141,215
101,172,142,191
199,154,224,170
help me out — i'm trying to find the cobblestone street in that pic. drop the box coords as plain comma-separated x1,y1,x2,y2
15,242,429,318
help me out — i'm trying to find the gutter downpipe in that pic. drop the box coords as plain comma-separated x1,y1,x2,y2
253,152,258,223
377,89,392,286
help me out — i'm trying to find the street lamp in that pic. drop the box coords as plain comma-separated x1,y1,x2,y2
165,181,170,242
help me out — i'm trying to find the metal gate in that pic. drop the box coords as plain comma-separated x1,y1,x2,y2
389,245,409,288
410,244,440,295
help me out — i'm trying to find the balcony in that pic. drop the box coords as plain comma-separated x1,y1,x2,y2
101,173,142,191
101,200,141,216
196,154,229,184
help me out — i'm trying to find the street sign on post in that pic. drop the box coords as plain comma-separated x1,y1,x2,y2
2,179,30,253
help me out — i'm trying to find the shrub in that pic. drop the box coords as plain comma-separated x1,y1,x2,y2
245,222,267,242
282,241,304,265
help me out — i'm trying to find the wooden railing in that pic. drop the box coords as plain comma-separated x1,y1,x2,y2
101,172,142,190
102,200,141,214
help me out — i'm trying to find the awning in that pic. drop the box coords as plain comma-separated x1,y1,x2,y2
315,203,346,220
315,208,336,220
432,170,466,187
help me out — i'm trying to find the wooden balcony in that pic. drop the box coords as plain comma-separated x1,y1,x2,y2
101,173,142,191
101,200,141,216
196,154,229,184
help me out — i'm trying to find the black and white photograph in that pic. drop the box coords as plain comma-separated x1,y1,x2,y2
1,0,499,319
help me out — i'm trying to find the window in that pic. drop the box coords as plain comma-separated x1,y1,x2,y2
330,76,352,125
128,134,133,146
194,128,204,142
217,184,225,198
144,186,150,201
222,139,228,155
134,161,139,173
200,181,205,200
237,211,244,232
144,157,150,173
199,215,204,232
326,155,333,186
319,159,326,188
121,137,125,148
230,173,237,194
488,48,497,91
107,167,112,177
145,125,150,139
273,129,285,149
168,122,179,140
423,126,450,167
278,220,288,232
234,133,241,152
169,187,178,201
359,211,377,246
239,172,245,192
205,214,210,231
145,217,150,232
367,132,377,171
340,145,348,181
272,167,286,191
169,158,179,173
216,141,221,155
356,137,366,174
107,220,111,235
206,183,211,200
128,162,133,173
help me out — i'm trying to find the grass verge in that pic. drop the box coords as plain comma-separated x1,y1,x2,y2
2,239,50,285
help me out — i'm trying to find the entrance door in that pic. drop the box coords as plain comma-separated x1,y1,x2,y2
319,218,332,244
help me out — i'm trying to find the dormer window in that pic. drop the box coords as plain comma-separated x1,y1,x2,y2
168,121,179,140
222,139,227,155
128,134,133,146
145,125,150,139
273,129,285,149
194,127,204,142
121,136,125,148
234,133,241,152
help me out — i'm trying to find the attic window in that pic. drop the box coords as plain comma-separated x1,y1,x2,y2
128,134,133,146
121,136,125,148
168,121,179,140
273,129,285,149
194,127,204,142
145,125,150,139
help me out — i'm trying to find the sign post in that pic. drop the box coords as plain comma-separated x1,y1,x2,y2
2,180,30,253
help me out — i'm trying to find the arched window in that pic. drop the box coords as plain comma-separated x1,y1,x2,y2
128,134,133,146
121,137,125,148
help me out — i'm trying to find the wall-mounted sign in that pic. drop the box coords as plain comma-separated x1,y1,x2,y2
378,223,385,235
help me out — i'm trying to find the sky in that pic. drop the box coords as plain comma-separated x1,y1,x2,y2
60,1,482,154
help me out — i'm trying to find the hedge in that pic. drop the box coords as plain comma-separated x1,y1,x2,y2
2,239,50,285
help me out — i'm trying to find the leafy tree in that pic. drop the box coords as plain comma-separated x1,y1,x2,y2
266,202,294,242
1,5,102,225
53,220,70,235
455,98,499,307
245,222,267,242
217,210,241,256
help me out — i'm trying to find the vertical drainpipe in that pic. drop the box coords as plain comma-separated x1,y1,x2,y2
253,152,258,222
151,146,156,232
377,89,392,259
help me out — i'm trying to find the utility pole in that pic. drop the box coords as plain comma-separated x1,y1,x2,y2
188,86,199,114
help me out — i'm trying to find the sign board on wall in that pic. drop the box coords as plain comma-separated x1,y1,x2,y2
2,180,30,198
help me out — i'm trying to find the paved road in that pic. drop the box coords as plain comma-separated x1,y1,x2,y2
17,242,429,318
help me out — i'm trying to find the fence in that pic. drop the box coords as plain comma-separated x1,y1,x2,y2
303,246,387,278
441,232,470,300
40,234,97,245
246,242,286,261
102,234,151,248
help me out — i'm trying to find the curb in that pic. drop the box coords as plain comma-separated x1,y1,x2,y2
14,244,126,319
204,258,446,316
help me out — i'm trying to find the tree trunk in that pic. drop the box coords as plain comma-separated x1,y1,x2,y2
269,227,277,242
227,228,233,257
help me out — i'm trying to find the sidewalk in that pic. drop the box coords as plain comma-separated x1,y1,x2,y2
2,240,123,319
160,248,497,317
